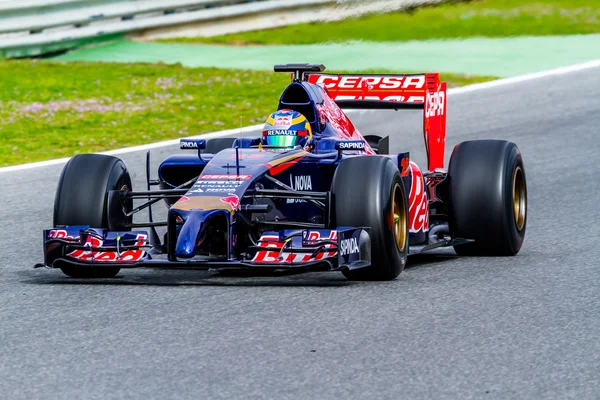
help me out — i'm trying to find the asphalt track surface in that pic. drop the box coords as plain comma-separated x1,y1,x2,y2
1,66,600,399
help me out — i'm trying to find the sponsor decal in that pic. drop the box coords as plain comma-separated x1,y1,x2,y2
200,174,251,180
195,181,244,185
253,231,338,263
313,75,426,91
304,230,338,243
265,129,298,136
207,188,238,193
400,157,410,177
48,229,74,240
290,175,312,191
180,141,199,149
339,237,359,256
333,95,424,102
191,179,244,194
177,196,190,203
195,181,244,187
220,194,241,211
346,95,424,102
253,250,311,263
252,235,286,263
408,162,429,232
304,231,338,259
288,175,312,203
180,139,205,150
426,89,445,118
274,116,291,126
67,234,147,262
338,141,365,150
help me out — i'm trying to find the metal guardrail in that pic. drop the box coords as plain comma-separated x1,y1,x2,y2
0,0,227,34
0,0,332,58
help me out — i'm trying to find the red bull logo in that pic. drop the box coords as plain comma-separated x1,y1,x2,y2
220,194,241,211
66,234,148,262
408,162,429,232
275,116,291,127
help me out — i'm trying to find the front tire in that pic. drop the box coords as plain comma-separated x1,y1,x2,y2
448,140,527,256
54,154,133,278
332,156,409,280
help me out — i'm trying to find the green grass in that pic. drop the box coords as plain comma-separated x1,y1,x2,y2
161,0,600,45
0,60,496,166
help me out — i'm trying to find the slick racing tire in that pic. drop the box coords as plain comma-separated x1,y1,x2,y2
205,138,236,154
448,140,527,256
332,156,409,280
54,154,133,278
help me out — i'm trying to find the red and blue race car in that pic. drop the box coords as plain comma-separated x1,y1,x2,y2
37,64,527,281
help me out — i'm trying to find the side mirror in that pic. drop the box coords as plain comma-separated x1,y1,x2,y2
335,140,365,151
180,139,207,161
180,139,206,150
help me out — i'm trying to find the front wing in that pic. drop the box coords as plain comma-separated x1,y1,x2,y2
37,226,371,273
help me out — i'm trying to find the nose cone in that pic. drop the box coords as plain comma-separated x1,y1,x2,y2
174,211,205,259
173,209,230,259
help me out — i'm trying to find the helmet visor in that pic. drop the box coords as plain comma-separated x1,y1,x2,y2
263,130,307,148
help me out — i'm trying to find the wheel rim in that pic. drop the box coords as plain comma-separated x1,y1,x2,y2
512,166,526,231
391,183,407,252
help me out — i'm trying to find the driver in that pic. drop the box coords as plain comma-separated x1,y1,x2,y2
262,109,312,150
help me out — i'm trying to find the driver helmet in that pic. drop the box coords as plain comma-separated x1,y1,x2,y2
262,109,312,149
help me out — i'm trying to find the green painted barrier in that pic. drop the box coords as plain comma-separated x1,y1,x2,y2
53,35,600,77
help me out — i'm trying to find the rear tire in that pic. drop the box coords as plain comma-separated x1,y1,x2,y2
54,154,133,278
448,140,527,256
332,157,408,280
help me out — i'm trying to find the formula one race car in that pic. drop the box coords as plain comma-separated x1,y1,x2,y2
36,64,527,281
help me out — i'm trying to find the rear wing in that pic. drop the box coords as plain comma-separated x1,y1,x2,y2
307,73,447,171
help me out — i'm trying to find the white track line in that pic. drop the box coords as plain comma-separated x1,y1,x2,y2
0,124,262,173
447,59,600,95
1,59,599,174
